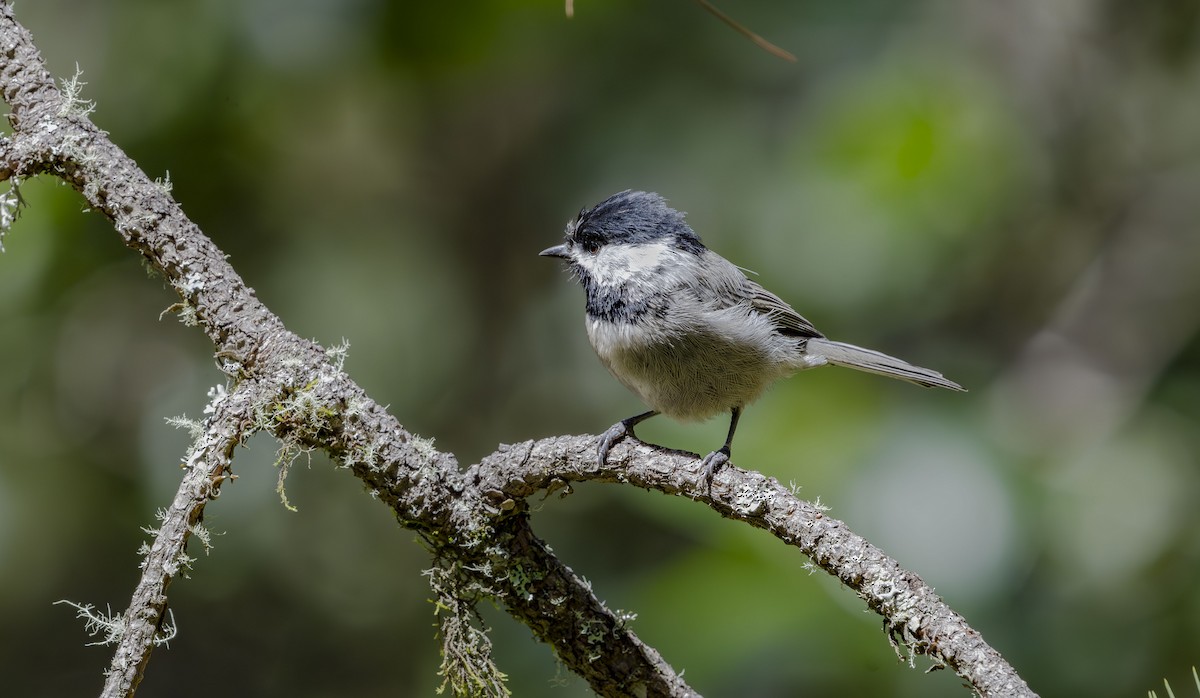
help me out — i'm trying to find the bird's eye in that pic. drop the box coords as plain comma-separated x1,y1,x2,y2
573,231,601,255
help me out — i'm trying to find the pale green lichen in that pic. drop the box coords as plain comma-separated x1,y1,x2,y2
0,182,21,252
53,601,178,648
273,441,310,513
53,600,125,646
165,413,204,441
423,561,511,698
57,64,97,118
154,170,173,194
325,338,350,371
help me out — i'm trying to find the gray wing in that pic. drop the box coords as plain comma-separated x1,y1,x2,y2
689,250,824,339
745,279,824,339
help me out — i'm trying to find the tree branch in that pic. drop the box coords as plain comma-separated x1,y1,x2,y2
100,389,246,697
0,5,696,696
471,436,1037,697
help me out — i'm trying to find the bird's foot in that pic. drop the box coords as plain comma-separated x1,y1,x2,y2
596,411,658,468
698,446,731,493
597,421,631,467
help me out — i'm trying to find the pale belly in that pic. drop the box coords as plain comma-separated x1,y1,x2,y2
587,317,795,421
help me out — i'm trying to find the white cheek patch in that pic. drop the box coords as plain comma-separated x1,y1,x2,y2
622,240,672,273
578,240,671,285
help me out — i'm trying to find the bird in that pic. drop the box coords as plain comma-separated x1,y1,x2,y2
540,190,964,485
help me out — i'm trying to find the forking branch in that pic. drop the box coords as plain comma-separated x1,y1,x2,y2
0,3,1032,697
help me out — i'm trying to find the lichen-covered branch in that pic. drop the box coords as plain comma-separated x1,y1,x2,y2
467,436,1038,698
0,4,695,697
99,388,247,698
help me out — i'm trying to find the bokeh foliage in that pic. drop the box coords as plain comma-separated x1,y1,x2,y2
2,1,1199,695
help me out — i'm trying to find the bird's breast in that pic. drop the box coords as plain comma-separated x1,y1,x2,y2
584,313,792,421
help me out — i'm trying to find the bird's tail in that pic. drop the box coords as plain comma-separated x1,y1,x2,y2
805,338,965,391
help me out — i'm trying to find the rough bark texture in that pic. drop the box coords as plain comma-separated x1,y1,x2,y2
0,4,1035,697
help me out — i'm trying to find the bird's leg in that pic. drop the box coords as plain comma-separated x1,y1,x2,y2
597,410,659,467
700,407,741,489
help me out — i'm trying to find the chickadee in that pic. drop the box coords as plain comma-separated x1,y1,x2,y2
541,190,964,483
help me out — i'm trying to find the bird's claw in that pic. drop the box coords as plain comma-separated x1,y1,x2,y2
699,446,731,492
596,421,631,467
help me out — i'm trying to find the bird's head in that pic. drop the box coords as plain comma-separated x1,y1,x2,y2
539,190,705,284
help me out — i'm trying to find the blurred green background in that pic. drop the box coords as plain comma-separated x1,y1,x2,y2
2,0,1199,695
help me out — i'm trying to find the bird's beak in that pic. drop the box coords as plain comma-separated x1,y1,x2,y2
539,244,570,259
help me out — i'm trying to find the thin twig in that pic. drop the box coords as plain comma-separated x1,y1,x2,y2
566,0,796,63
692,0,797,62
